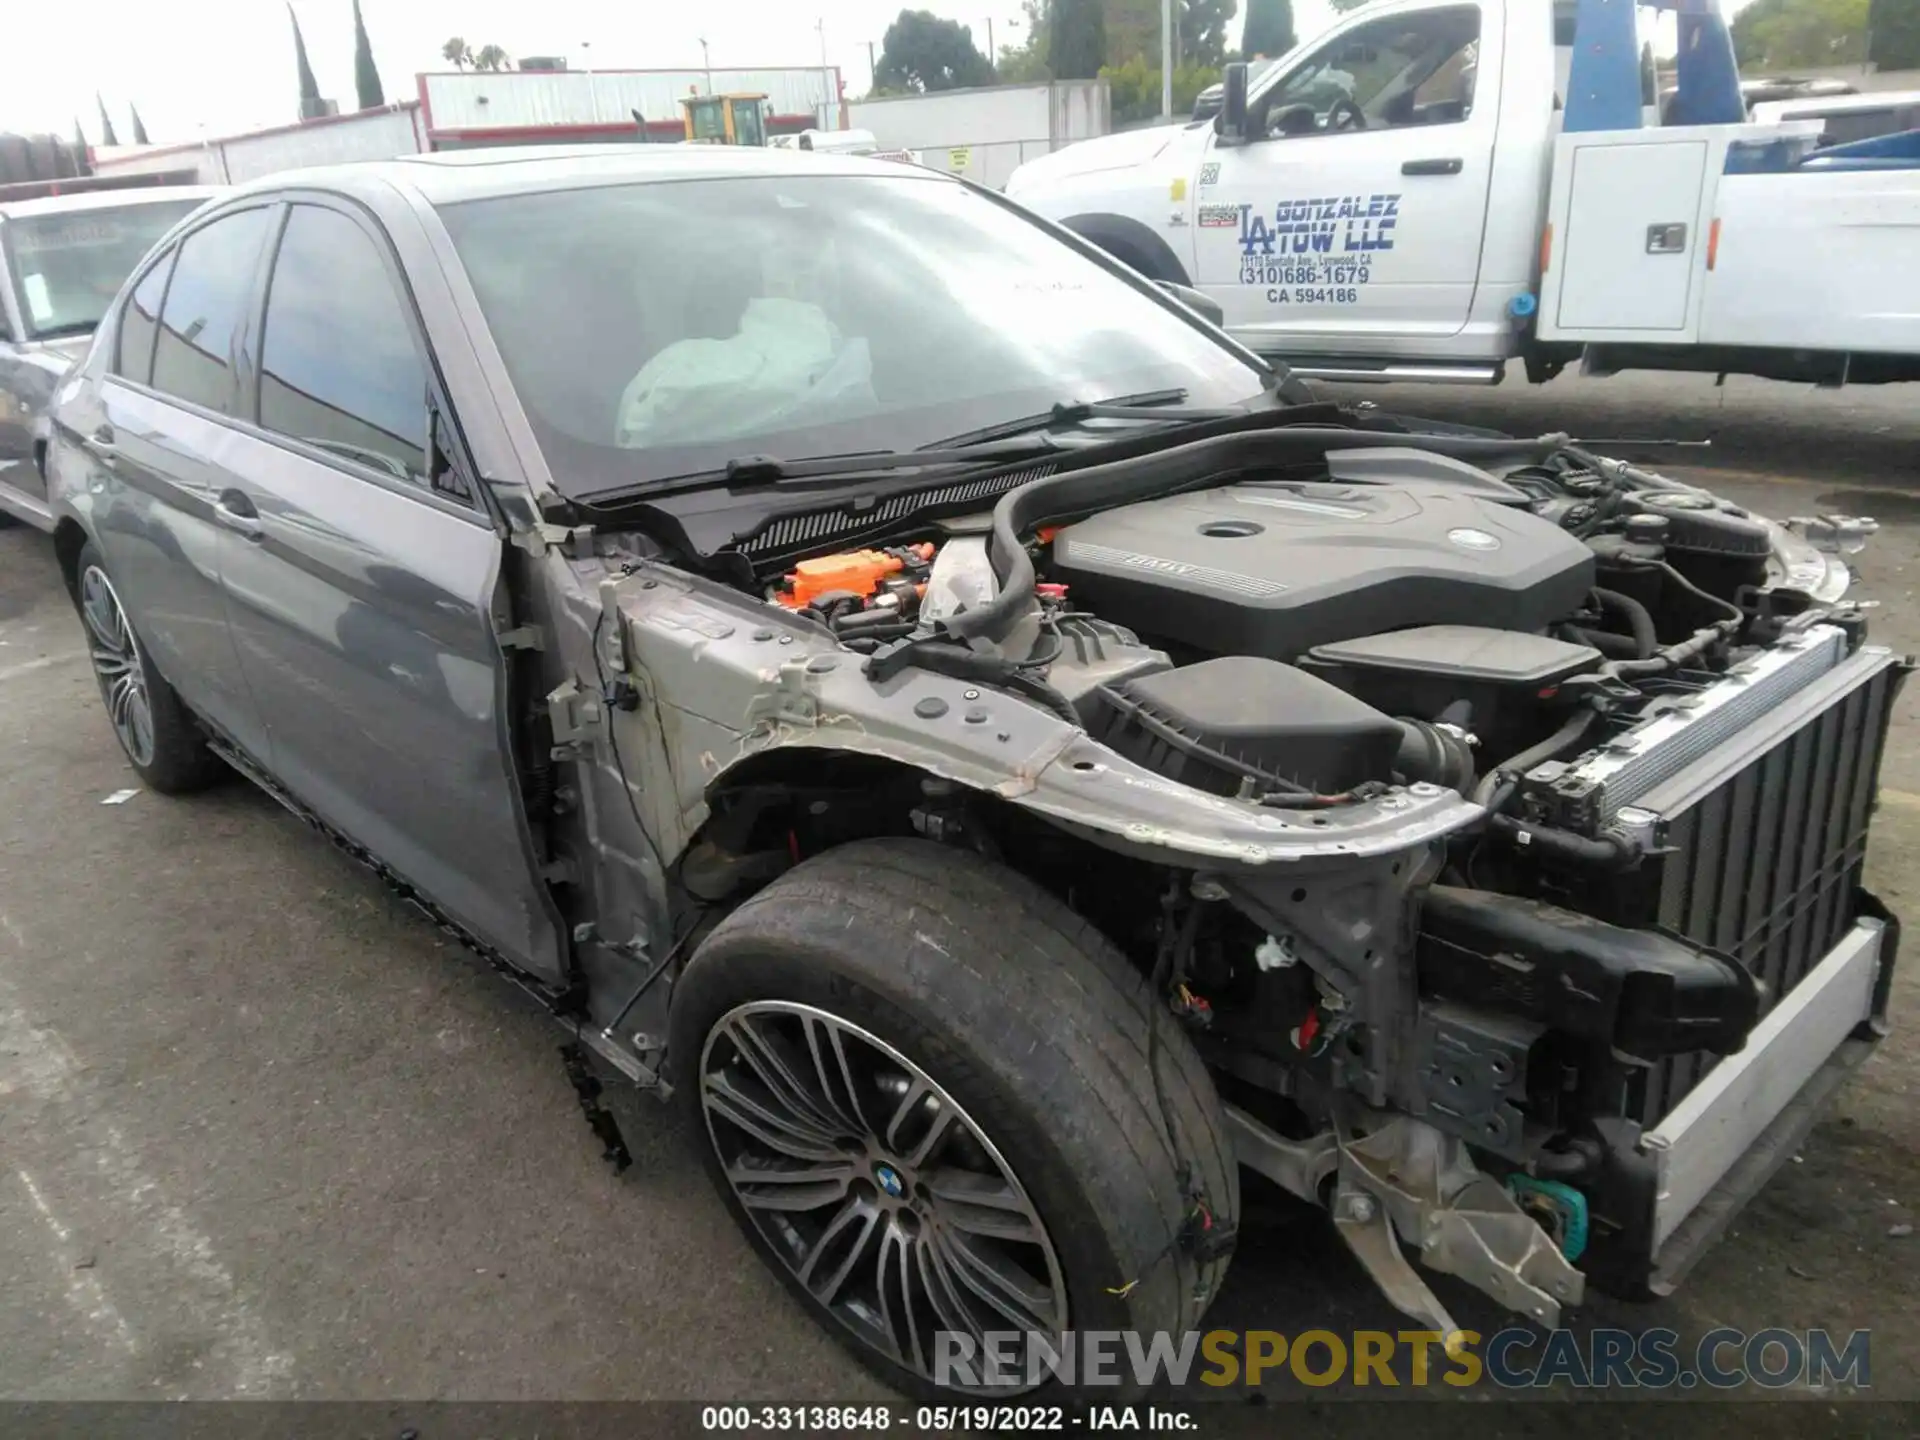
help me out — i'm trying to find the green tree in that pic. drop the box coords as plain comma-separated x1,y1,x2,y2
1870,0,1920,69
289,4,323,113
1733,0,1870,70
441,37,472,69
473,45,512,72
96,94,120,146
1242,0,1294,58
874,10,995,91
1050,0,1109,79
130,105,151,144
1099,0,1237,68
1102,55,1223,124
996,1,1052,79
352,0,386,108
1182,0,1238,66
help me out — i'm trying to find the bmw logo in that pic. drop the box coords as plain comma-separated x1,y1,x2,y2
1448,527,1501,551
874,1163,905,1198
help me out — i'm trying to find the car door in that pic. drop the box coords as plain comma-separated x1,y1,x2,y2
1192,2,1497,351
215,197,563,982
88,206,280,764
0,240,37,506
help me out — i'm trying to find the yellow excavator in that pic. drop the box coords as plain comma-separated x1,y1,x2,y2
679,92,770,146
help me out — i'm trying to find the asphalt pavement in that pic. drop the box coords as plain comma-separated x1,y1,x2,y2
1,371,1917,1421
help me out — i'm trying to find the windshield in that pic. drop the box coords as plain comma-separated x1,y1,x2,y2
3,199,202,339
437,174,1269,496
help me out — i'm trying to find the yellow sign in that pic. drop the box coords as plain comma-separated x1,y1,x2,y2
1170,177,1188,201
948,146,972,170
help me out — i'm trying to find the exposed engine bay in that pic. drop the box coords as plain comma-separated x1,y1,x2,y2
579,417,1900,1338
753,442,1836,814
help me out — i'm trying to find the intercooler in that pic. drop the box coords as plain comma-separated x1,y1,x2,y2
1524,625,1907,1125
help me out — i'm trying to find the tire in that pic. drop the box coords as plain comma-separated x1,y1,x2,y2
669,838,1237,1402
73,541,225,794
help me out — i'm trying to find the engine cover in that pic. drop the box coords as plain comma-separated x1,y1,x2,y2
1049,480,1596,659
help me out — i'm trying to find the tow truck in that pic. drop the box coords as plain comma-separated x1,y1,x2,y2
1005,0,1920,389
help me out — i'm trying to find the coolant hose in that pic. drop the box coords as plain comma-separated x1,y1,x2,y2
1472,709,1601,812
944,427,1572,646
1657,561,1746,625
1592,587,1658,659
1487,814,1640,871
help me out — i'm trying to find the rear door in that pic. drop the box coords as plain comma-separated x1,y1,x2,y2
90,206,280,763
1192,2,1498,350
215,197,563,982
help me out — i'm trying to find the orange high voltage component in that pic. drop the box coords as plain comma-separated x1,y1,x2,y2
776,546,934,609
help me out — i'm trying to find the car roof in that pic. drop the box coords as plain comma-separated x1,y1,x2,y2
0,184,221,223
228,145,955,208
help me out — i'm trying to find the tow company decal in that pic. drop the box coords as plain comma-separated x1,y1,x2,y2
1237,193,1401,257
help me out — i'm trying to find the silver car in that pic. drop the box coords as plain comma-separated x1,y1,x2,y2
44,147,1905,1398
0,186,215,530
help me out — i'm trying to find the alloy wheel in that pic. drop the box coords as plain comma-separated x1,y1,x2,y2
700,1000,1069,1390
80,565,155,769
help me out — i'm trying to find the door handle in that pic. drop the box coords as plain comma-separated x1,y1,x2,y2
1402,158,1464,176
87,424,119,470
214,488,264,539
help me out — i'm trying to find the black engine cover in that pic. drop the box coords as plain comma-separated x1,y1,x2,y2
1049,480,1596,659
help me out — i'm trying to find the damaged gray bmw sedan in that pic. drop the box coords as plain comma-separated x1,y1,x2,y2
43,146,1904,1398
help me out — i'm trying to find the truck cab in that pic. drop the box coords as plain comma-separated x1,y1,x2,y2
1006,0,1920,389
1009,0,1554,380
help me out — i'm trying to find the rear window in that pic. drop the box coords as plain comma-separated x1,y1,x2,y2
150,208,274,416
116,248,177,386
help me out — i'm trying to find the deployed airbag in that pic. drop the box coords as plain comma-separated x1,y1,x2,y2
614,298,877,448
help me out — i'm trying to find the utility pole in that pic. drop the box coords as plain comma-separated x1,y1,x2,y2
868,39,877,90
699,37,712,95
817,18,834,129
1161,0,1174,118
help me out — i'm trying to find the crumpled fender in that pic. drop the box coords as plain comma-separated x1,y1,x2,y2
604,565,1480,870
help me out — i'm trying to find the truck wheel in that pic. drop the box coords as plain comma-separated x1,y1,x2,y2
670,838,1237,1401
74,541,225,794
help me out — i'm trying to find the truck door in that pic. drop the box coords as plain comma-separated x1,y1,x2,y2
1192,3,1498,352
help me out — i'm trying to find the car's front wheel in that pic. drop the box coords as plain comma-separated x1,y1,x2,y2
74,541,225,793
669,838,1237,1402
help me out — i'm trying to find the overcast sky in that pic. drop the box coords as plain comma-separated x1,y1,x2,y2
9,0,1760,144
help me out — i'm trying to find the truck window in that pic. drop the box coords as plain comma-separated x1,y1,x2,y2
1261,5,1482,137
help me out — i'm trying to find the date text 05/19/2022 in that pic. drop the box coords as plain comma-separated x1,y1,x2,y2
700,1404,1195,1431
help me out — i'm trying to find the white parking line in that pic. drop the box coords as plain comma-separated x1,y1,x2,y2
15,1168,140,1356
0,921,294,1396
0,651,85,684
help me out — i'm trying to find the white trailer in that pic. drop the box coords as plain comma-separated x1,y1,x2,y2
850,81,1110,190
1006,0,1920,389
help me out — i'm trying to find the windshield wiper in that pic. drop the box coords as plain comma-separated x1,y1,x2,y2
583,434,1062,506
918,388,1225,451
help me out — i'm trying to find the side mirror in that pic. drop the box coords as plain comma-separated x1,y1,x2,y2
1156,279,1225,327
1216,62,1251,142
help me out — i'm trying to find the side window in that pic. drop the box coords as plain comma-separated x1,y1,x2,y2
152,208,272,414
258,204,428,486
1263,6,1482,137
117,249,176,386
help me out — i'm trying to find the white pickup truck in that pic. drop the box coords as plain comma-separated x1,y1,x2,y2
1005,0,1920,388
